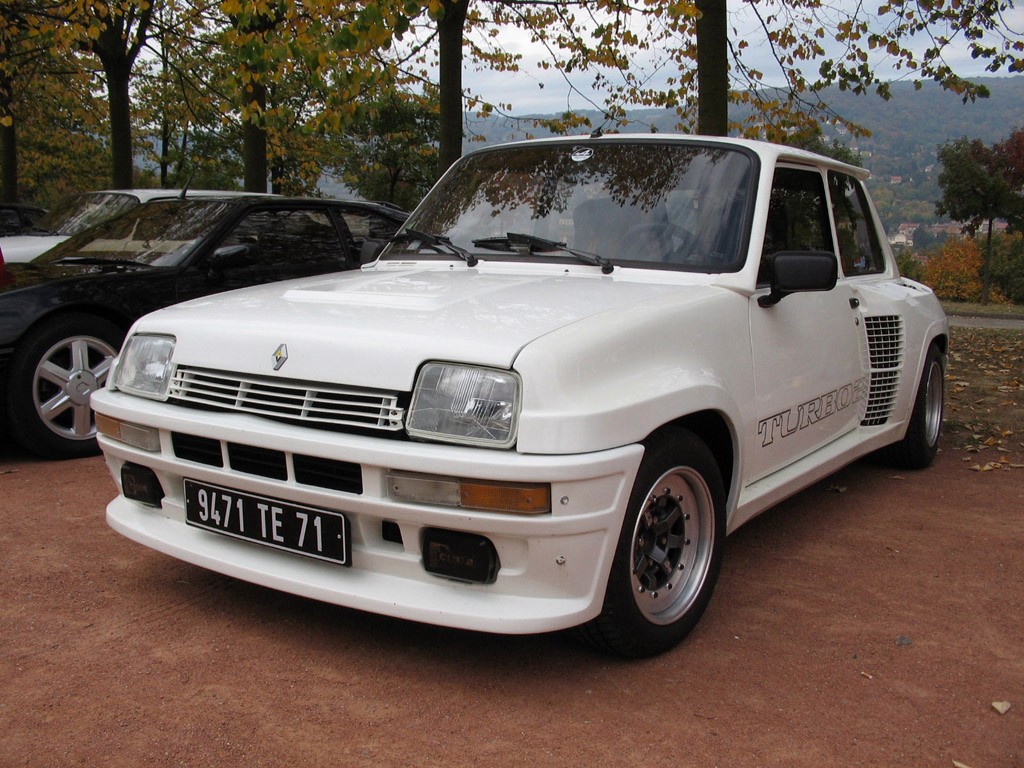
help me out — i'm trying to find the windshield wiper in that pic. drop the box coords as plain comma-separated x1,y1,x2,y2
391,228,478,267
52,256,155,268
472,232,614,274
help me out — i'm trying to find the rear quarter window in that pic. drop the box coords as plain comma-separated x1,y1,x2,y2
828,171,886,276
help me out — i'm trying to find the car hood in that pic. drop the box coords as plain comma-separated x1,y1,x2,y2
0,234,67,263
137,265,721,391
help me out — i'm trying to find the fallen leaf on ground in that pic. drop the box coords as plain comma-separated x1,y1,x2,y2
992,700,1012,715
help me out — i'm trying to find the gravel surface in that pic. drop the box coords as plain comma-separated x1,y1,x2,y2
2,441,1021,767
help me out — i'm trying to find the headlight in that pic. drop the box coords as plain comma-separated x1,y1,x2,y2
407,363,520,448
113,334,176,400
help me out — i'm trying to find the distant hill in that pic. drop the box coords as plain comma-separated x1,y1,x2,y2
462,76,1024,229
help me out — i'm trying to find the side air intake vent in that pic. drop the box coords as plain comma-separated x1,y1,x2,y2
862,315,904,426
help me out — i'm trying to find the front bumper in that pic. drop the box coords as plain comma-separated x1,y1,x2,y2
93,388,645,634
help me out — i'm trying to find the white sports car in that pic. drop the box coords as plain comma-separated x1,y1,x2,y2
93,135,947,657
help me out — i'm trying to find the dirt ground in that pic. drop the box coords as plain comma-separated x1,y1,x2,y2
2,327,1022,768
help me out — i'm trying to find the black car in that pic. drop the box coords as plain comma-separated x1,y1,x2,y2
0,195,407,459
0,203,47,236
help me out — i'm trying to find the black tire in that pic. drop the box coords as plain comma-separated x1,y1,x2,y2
6,313,124,460
576,428,726,658
876,343,944,470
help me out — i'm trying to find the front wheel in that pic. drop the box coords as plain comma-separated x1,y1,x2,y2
6,314,124,459
577,428,726,658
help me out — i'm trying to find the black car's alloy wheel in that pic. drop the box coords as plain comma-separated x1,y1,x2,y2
6,314,124,459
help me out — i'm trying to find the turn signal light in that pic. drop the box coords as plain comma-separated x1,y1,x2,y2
95,413,161,452
387,471,550,515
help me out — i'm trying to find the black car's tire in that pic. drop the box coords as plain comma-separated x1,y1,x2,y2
876,343,944,470
576,427,726,658
6,314,124,459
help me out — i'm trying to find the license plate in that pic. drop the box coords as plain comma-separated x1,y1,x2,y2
184,479,351,566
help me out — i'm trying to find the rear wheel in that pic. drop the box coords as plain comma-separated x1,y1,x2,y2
6,314,123,459
577,428,726,658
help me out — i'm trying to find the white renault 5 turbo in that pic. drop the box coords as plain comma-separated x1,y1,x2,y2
93,135,947,657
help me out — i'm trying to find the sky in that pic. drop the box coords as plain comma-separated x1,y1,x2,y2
455,2,1024,116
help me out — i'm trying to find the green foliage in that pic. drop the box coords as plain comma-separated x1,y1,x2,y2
990,232,1024,304
895,248,925,282
936,129,1024,302
7,52,111,206
4,0,1024,213
936,137,1018,234
784,129,863,166
331,91,439,210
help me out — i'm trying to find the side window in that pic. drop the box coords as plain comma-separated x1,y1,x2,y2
219,208,348,266
828,171,885,276
759,167,834,285
340,210,402,254
341,210,400,240
0,209,20,236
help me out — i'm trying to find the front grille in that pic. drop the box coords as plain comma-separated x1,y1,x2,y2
171,431,362,495
294,455,363,493
168,366,404,434
228,443,287,480
172,433,223,466
862,315,905,426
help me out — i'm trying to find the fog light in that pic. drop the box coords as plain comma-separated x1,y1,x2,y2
96,413,160,452
121,463,164,507
422,528,500,584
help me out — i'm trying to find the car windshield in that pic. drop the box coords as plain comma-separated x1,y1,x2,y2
397,140,756,271
31,192,141,236
35,199,237,267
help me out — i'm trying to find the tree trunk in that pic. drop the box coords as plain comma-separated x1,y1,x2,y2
91,5,154,190
270,155,284,195
0,72,16,203
160,116,170,187
105,61,135,188
437,0,468,178
982,217,994,304
242,81,268,192
696,0,728,136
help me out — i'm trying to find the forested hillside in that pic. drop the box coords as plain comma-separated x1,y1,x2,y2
465,76,1024,230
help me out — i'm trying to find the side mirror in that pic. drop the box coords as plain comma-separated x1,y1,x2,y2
359,239,387,264
207,243,253,271
758,251,838,308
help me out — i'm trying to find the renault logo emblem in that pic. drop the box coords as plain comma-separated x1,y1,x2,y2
272,343,288,371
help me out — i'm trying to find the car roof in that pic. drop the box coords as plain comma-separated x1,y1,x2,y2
0,202,46,211
129,195,404,209
464,133,871,181
81,189,274,203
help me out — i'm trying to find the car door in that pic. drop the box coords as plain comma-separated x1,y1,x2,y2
746,165,869,482
176,204,355,301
